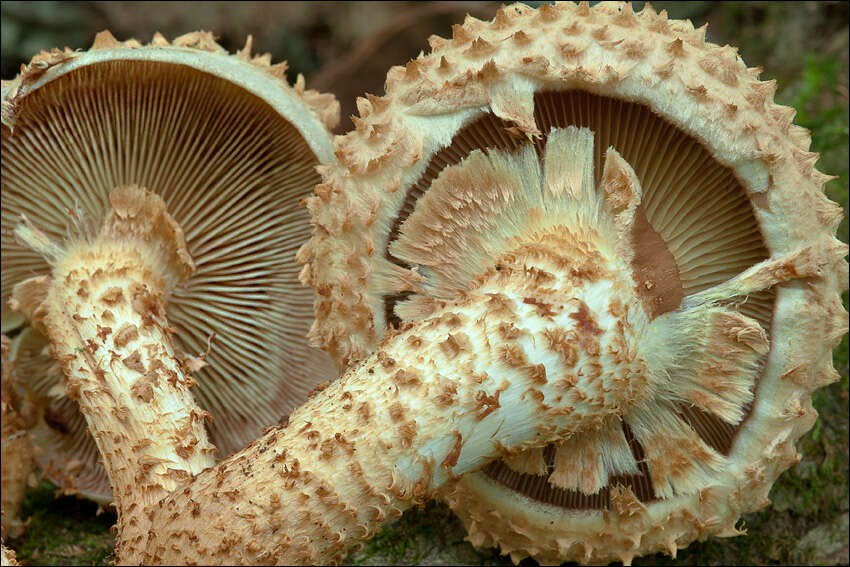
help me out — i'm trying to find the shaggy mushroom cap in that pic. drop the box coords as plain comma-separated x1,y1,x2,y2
1,31,338,503
300,2,848,564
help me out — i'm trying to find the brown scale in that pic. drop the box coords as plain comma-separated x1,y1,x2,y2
382,90,776,508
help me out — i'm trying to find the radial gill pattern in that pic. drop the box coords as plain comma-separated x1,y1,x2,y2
301,2,848,564
387,91,774,510
2,34,337,502
384,102,771,504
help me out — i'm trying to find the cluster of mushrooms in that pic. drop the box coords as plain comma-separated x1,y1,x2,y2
1,2,847,565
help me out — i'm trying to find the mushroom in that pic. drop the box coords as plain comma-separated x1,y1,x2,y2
1,335,35,541
299,1,848,563
1,30,338,504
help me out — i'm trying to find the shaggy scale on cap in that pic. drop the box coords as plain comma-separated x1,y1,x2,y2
2,30,339,504
300,2,848,563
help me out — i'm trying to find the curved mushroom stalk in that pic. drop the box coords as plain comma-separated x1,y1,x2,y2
141,281,641,564
132,130,730,563
12,187,217,555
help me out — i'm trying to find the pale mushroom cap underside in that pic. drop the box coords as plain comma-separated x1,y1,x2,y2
2,31,339,503
300,1,848,564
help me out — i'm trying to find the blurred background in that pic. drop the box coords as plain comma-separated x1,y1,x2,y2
2,1,848,135
2,1,848,565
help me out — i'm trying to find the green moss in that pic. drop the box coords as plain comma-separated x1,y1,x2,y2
7,481,115,566
346,503,514,565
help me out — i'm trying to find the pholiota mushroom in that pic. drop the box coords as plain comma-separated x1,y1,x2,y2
1,30,338,504
299,1,848,563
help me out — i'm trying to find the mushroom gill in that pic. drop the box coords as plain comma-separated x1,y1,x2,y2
301,2,848,564
388,91,776,509
1,32,338,503
385,98,773,507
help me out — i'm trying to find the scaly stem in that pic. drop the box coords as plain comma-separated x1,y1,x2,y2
12,188,216,559
11,137,771,565
138,224,654,564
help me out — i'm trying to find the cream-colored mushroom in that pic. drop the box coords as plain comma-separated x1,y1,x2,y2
1,4,846,566
1,30,338,505
300,1,848,563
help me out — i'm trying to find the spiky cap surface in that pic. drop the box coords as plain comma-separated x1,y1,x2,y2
300,2,848,563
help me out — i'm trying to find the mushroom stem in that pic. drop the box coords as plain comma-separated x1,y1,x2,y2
11,187,216,557
137,226,655,564
13,182,660,564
